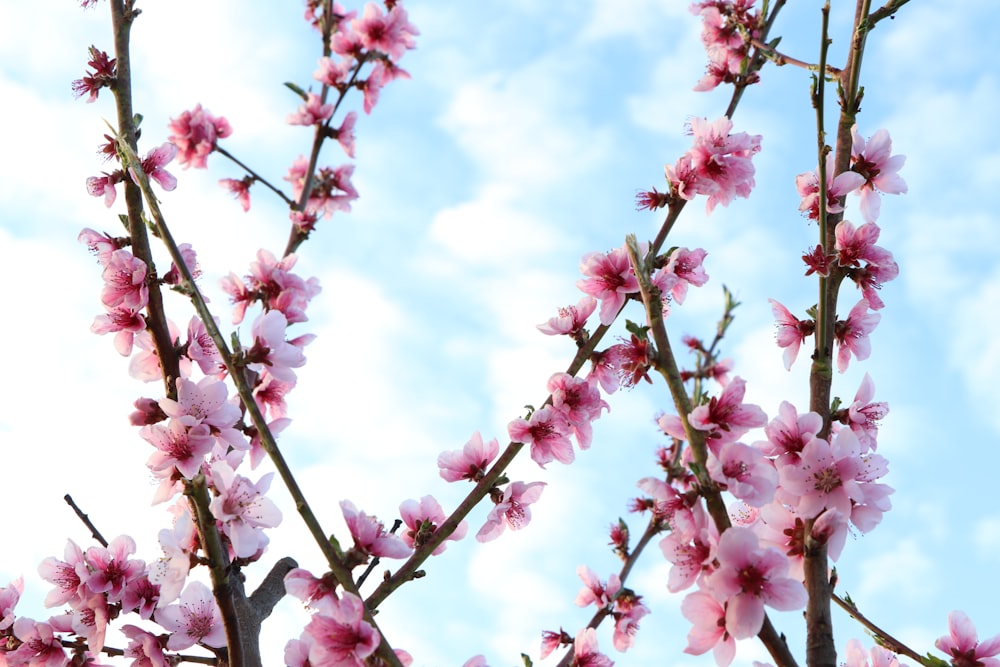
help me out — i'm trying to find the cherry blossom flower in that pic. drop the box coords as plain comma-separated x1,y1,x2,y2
314,55,354,88
287,92,335,126
157,581,226,650
149,508,197,605
677,116,762,213
9,618,69,666
85,535,146,604
86,171,123,207
599,335,653,390
935,610,1000,667
0,577,23,630
850,126,907,223
835,300,880,372
398,495,467,555
703,526,807,639
140,418,215,480
835,220,899,309
844,638,903,667
135,142,179,192
120,575,159,620
537,296,597,337
577,245,640,326
285,156,359,217
463,655,490,667
707,441,778,507
246,310,307,383
220,176,254,212
794,154,866,220
352,2,419,62
659,506,718,592
209,461,282,558
508,406,575,468
285,568,339,609
121,624,169,667
90,306,145,356
574,566,621,609
689,376,767,448
758,401,822,465
476,481,546,542
611,591,650,652
100,249,148,311
72,47,116,102
547,373,608,449
332,111,358,158
664,247,709,304
78,227,126,265
680,591,735,667
845,373,888,450
541,630,573,659
636,476,696,537
306,592,379,667
438,431,500,482
768,299,814,371
571,628,614,667
340,500,412,560
168,104,232,169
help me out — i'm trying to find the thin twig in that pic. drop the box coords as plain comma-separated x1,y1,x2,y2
63,494,109,547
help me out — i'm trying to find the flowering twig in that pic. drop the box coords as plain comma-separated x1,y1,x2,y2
832,592,930,666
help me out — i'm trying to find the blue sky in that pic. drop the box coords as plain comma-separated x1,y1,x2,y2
2,1,1000,666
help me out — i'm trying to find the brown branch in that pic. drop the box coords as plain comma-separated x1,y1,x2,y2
63,494,109,547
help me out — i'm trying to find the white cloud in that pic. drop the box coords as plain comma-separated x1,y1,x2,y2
855,537,935,602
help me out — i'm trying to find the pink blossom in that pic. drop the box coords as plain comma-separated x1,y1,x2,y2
314,55,353,87
84,535,146,604
86,171,123,207
611,592,650,652
285,568,338,609
935,611,1000,667
246,310,307,383
149,509,196,604
100,248,148,311
571,628,614,667
777,428,891,525
72,47,116,102
835,220,899,309
120,575,159,620
768,299,814,370
159,377,245,452
541,630,572,659
758,400,822,465
352,2,419,62
220,176,253,212
285,156,359,217
438,431,500,482
547,373,608,449
209,461,282,558
134,142,179,192
577,246,640,326
476,481,546,542
463,656,490,667
508,406,575,468
850,126,907,223
340,500,412,560
681,116,762,213
846,373,888,450
659,506,718,592
9,618,68,666
703,526,807,639
140,418,215,480
78,228,126,265
690,1,760,92
597,335,653,390
794,154,866,220
306,592,379,667
287,92,336,126
844,639,903,667
835,299,880,372
398,495,467,555
707,441,778,507
168,104,232,169
664,247,709,304
90,306,146,356
574,566,621,608
157,581,226,650
0,577,23,630
680,591,735,667
636,475,696,537
537,296,597,337
38,541,88,610
689,377,767,448
121,624,168,667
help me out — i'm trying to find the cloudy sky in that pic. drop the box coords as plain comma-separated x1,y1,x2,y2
2,1,999,666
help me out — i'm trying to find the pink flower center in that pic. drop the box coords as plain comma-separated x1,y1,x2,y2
812,467,842,493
